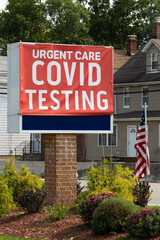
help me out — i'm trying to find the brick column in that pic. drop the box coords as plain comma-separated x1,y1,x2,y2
45,134,77,204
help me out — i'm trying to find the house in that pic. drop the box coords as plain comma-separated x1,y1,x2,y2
86,18,160,164
0,56,32,160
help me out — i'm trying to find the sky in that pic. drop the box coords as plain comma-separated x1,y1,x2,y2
0,0,113,11
0,0,7,10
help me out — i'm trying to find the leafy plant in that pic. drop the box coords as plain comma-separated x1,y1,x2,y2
47,205,68,221
17,188,47,214
91,197,141,235
3,159,43,200
132,181,152,207
79,192,117,222
126,208,160,238
0,177,14,216
46,191,71,221
85,159,137,201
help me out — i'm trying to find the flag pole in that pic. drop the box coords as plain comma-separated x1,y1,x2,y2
145,102,147,182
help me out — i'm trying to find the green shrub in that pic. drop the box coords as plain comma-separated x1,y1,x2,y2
3,159,43,200
0,177,14,216
17,188,47,214
132,181,152,207
126,208,160,238
91,197,141,235
46,205,68,221
46,191,70,221
85,159,137,201
79,193,117,222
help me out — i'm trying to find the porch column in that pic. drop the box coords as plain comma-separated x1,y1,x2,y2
45,134,77,203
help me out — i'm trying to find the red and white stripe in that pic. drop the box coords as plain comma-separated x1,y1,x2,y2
135,125,150,178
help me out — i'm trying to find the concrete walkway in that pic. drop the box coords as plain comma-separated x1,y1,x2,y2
78,180,160,206
149,183,160,206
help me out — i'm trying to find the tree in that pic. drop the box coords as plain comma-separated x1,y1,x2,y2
46,0,93,45
0,0,51,55
109,0,160,49
80,0,110,45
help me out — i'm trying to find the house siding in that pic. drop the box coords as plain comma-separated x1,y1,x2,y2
0,93,30,156
86,120,160,162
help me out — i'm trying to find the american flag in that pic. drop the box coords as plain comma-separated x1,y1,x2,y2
135,111,150,178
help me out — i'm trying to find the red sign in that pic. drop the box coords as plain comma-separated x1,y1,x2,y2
20,43,113,116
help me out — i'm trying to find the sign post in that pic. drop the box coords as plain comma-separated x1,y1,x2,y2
7,42,113,203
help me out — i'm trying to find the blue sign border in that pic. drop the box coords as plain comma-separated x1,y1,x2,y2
22,115,112,132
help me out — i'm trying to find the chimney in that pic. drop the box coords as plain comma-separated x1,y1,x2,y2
127,35,137,56
152,17,160,39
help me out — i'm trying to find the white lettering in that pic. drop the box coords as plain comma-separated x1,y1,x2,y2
47,61,61,85
61,90,73,110
97,91,108,110
63,62,76,86
82,91,94,110
50,90,60,110
39,90,48,110
32,61,44,85
88,63,101,86
25,89,37,109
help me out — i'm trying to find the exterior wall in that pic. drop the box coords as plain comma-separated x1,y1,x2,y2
86,120,160,162
115,84,160,113
115,86,141,114
148,84,160,111
0,93,30,156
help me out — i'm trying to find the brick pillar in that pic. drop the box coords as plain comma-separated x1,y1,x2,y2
45,134,77,204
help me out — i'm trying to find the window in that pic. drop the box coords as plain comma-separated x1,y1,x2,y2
123,87,130,108
98,125,117,146
142,86,148,107
151,53,158,71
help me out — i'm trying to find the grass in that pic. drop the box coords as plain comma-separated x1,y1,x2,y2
0,237,38,240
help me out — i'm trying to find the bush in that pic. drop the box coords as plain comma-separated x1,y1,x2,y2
3,159,43,200
91,197,141,235
17,188,47,213
79,193,117,222
126,208,160,238
46,191,71,221
132,181,152,207
46,205,68,221
0,177,14,216
85,159,137,201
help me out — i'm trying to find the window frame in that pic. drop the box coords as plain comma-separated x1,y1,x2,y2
123,87,130,108
141,86,149,107
151,52,158,71
98,125,118,147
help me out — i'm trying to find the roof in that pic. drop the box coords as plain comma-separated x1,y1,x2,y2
142,38,160,52
113,50,130,73
114,45,160,85
114,110,160,119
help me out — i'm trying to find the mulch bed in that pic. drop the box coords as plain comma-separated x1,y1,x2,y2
0,208,160,240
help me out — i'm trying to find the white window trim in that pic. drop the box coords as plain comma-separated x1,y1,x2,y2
114,90,117,114
123,88,130,108
151,52,158,72
98,125,118,147
141,86,148,108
